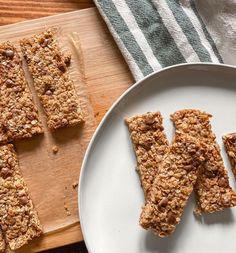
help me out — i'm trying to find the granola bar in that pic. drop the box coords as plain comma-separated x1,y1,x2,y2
139,133,205,237
171,109,236,214
125,112,169,199
0,231,5,252
223,133,236,179
0,42,43,143
0,144,42,250
20,29,83,129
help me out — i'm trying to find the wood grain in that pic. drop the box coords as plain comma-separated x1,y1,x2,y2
0,0,94,26
0,2,134,253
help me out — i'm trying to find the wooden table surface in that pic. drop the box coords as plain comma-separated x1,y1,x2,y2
0,0,96,252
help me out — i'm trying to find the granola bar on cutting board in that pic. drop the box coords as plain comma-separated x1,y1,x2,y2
0,144,42,250
0,24,96,251
20,29,84,130
171,109,236,214
0,42,43,144
0,7,133,251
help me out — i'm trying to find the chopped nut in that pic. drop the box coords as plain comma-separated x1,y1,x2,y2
19,196,28,205
1,167,11,177
3,49,14,58
167,211,176,224
218,178,228,187
45,90,53,96
58,62,66,72
5,79,15,88
145,115,155,125
31,120,38,125
158,197,168,208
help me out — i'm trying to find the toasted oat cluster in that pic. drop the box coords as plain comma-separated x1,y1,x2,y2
223,133,236,179
20,29,83,129
0,144,42,250
0,42,43,144
125,112,169,199
139,133,205,237
171,109,236,214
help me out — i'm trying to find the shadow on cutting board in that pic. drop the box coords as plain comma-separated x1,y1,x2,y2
14,134,44,153
51,123,84,145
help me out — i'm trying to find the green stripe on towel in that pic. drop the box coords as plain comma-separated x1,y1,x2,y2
166,0,212,62
126,0,186,67
97,0,154,76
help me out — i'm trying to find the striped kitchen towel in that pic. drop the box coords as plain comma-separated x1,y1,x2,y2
95,0,236,81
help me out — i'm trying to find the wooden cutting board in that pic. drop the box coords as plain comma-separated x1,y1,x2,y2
0,7,134,252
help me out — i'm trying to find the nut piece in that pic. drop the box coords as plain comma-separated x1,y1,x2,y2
5,79,15,88
140,133,205,237
20,29,84,130
19,196,28,205
171,109,236,215
158,197,168,208
167,211,176,224
1,167,11,177
3,49,14,58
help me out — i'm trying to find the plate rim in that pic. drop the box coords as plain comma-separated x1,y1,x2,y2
78,62,236,252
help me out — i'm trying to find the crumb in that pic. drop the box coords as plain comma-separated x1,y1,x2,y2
64,203,71,216
94,112,99,117
72,182,78,189
52,145,59,154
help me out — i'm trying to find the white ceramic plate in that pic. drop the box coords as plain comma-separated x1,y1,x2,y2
79,63,236,253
